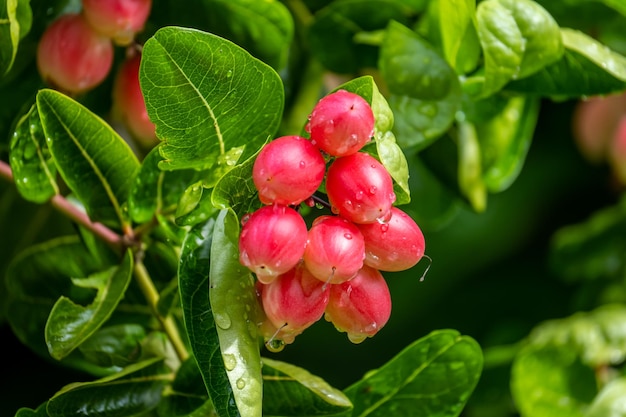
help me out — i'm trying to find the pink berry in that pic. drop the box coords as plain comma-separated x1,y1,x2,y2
36,13,114,94
259,264,330,345
324,265,391,344
82,0,152,46
325,152,396,224
303,215,365,284
252,136,326,205
239,205,308,284
112,52,157,147
357,207,425,272
306,90,375,157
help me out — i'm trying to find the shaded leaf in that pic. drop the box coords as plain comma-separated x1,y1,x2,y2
45,250,134,360
9,102,59,203
78,324,146,368
439,0,480,74
0,0,32,76
157,356,212,416
37,89,140,228
344,329,483,417
262,357,353,417
46,358,170,417
457,121,486,212
140,26,284,171
209,209,263,417
175,181,220,227
178,214,238,417
380,21,462,150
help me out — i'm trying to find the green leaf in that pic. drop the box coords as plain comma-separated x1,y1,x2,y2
45,250,134,360
15,403,48,416
209,209,263,417
439,0,481,74
157,357,212,416
140,26,284,171
194,0,294,70
0,0,32,76
175,181,220,227
46,358,170,417
78,324,146,368
36,89,140,228
262,357,353,417
511,345,596,417
4,236,107,360
178,215,239,417
475,0,564,96
526,304,626,368
457,121,486,212
308,0,417,74
549,197,626,282
506,28,626,97
585,378,626,417
9,102,59,203
344,329,483,417
211,151,263,219
477,95,541,192
128,146,200,224
380,21,462,150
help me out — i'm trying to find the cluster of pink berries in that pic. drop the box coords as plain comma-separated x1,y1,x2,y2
238,90,426,349
36,0,157,147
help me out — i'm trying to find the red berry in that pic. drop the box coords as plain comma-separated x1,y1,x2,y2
36,13,114,94
259,264,330,345
303,215,365,284
324,265,391,344
306,90,375,157
325,152,396,224
357,207,425,272
239,205,308,284
252,136,326,205
82,0,152,46
112,52,157,147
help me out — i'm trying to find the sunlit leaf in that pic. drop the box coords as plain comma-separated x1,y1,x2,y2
344,329,483,417
140,26,283,171
37,89,140,229
586,378,626,417
439,0,480,74
210,209,262,417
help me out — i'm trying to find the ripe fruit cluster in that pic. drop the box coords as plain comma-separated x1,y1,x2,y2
238,90,426,349
36,0,156,146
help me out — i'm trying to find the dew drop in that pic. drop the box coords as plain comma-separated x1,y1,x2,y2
344,200,353,208
380,223,389,233
331,205,340,214
299,160,306,168
368,186,377,195
215,313,232,330
347,332,367,344
236,378,246,389
226,69,233,78
355,190,364,201
344,232,353,240
265,338,285,353
223,353,237,371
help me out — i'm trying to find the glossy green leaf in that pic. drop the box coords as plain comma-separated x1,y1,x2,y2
585,378,626,417
511,345,596,417
178,215,238,417
526,304,626,368
439,0,481,74
475,0,563,97
45,250,133,360
549,197,626,282
4,236,107,360
507,28,626,97
140,26,284,171
128,146,200,224
175,182,220,227
46,358,170,417
262,357,353,417
36,89,140,229
344,329,483,417
211,151,263,220
457,121,486,212
9,103,59,203
193,0,293,70
78,324,146,368
0,0,31,76
209,209,262,417
308,0,417,74
380,21,462,150
477,95,540,192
